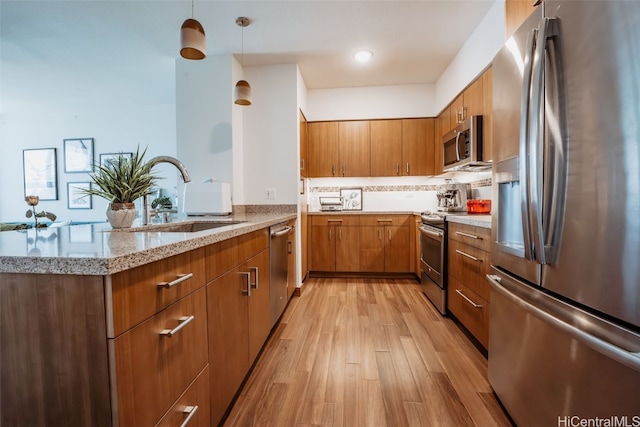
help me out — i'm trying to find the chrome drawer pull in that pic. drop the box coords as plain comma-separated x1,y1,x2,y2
455,231,481,240
327,219,343,223
249,266,259,289
456,249,480,262
160,315,195,337
180,405,199,427
455,289,483,308
240,272,251,296
157,273,194,289
377,219,393,222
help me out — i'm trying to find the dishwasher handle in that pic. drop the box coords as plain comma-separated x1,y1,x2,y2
271,226,292,238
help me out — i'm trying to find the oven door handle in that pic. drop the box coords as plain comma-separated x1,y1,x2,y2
419,226,443,239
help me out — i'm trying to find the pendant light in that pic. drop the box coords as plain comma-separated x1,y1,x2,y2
180,0,206,60
234,17,252,106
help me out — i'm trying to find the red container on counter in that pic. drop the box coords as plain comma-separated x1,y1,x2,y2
467,199,491,214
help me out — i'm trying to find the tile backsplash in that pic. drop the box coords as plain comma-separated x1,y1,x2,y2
306,172,492,213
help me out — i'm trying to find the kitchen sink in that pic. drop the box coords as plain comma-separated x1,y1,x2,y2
107,220,246,233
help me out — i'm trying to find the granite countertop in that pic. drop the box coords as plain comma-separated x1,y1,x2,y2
0,212,296,276
445,213,492,228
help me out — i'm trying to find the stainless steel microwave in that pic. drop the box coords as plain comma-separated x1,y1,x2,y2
442,116,490,171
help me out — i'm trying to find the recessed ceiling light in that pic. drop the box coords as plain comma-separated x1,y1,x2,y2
353,50,374,63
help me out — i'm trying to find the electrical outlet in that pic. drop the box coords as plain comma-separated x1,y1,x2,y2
265,188,277,199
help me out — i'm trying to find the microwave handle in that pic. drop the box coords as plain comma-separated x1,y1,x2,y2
455,131,462,162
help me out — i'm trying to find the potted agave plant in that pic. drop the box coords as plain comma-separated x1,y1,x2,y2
83,147,158,228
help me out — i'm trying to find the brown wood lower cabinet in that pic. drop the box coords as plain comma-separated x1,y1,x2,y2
0,225,287,427
359,215,410,273
310,215,360,272
206,231,271,426
447,222,491,349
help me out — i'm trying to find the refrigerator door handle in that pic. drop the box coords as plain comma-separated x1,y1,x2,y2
527,18,550,264
487,274,640,372
519,27,538,261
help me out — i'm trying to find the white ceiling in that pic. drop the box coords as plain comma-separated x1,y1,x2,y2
1,0,496,107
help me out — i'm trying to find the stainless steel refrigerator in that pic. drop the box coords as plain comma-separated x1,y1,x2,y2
489,1,640,425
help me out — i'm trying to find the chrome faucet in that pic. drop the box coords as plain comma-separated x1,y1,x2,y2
142,156,192,225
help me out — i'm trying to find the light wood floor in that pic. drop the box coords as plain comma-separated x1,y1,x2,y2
224,278,513,427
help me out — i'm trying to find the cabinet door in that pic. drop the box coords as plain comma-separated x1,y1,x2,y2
359,226,385,272
208,268,250,425
482,66,493,162
339,121,370,177
435,113,445,175
464,77,483,119
310,225,335,271
300,110,308,177
308,122,339,177
246,250,271,364
370,119,402,176
402,118,434,176
335,226,360,272
450,95,464,128
505,0,538,38
384,225,410,272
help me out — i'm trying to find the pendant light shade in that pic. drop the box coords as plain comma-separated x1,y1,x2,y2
234,80,252,105
180,1,206,60
234,17,252,106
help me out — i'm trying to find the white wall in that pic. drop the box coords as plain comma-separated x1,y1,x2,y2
434,0,505,112
307,84,435,121
241,63,300,205
175,55,234,207
0,103,176,223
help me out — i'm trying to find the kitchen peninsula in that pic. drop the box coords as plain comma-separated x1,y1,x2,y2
0,210,296,427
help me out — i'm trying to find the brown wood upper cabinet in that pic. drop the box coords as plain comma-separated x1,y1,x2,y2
370,118,435,176
308,121,370,177
505,0,539,38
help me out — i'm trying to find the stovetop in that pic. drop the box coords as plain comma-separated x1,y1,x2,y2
420,211,446,227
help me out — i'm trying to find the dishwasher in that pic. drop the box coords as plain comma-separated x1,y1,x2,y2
269,223,292,328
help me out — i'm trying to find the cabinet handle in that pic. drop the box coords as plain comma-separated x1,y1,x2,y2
388,229,391,241
378,230,382,240
300,159,305,171
396,163,400,175
327,219,343,223
249,266,259,289
332,165,336,176
157,273,193,289
159,315,195,337
339,229,342,240
455,249,481,262
180,405,199,427
455,289,483,308
329,229,332,241
455,231,481,240
377,219,393,223
342,165,346,175
287,240,293,253
240,272,251,296
406,162,410,174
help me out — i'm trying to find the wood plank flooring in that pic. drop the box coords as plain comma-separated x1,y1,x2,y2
224,278,513,427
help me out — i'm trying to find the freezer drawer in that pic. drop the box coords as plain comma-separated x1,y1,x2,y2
487,268,640,427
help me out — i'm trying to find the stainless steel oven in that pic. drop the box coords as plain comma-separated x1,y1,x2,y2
419,216,446,315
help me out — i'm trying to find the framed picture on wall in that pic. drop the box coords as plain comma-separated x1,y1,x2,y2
100,152,132,169
340,187,363,211
23,148,58,200
64,138,94,173
67,182,92,209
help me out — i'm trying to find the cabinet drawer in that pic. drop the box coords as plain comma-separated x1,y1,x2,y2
110,248,206,336
447,240,490,301
447,276,489,349
205,229,269,281
310,215,360,226
359,214,409,226
156,365,210,427
448,222,491,251
114,287,209,427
